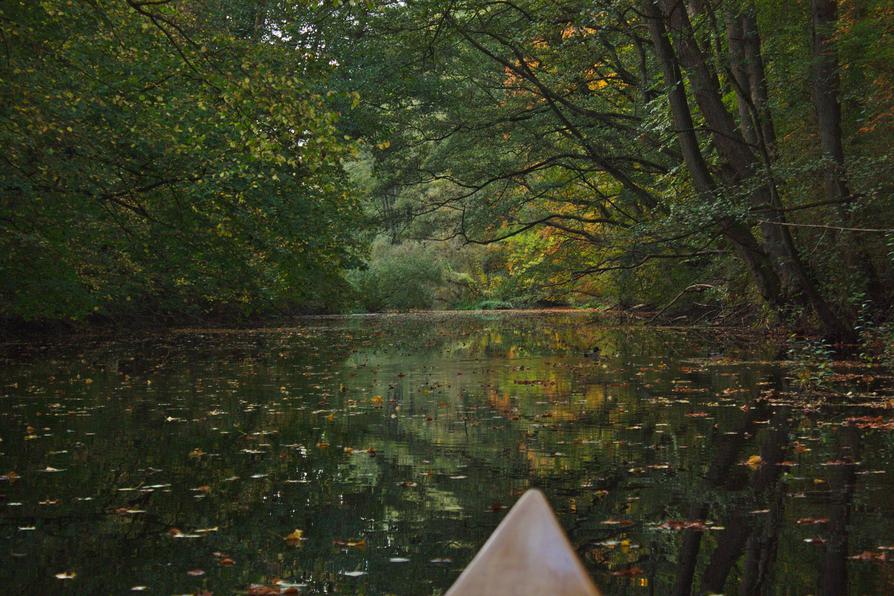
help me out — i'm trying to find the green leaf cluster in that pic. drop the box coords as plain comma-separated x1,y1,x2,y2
0,0,364,322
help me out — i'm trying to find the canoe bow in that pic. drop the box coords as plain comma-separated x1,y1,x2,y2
446,489,601,595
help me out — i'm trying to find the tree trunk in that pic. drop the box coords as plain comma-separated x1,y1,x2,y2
654,0,854,340
741,7,777,157
725,13,757,145
810,0,885,305
642,0,785,307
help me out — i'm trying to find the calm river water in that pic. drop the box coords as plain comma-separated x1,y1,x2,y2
1,311,893,594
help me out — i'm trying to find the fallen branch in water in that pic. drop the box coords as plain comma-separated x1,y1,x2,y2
648,284,716,324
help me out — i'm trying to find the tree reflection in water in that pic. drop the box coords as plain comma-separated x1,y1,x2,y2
0,312,891,594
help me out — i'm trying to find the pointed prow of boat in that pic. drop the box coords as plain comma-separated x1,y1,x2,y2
446,489,601,595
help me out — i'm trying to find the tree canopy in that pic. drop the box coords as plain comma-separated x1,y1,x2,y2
1,0,363,321
2,0,892,336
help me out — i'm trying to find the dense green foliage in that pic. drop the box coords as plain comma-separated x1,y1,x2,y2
1,1,363,322
333,0,894,336
2,0,892,336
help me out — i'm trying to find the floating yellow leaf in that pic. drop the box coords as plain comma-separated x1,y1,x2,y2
745,455,763,470
371,395,384,407
334,538,366,549
285,529,304,543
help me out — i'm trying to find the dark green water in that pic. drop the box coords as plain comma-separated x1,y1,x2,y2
1,312,893,594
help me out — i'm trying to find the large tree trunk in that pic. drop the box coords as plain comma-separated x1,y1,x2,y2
810,0,884,305
652,0,854,340
811,0,850,208
740,7,777,157
642,0,784,307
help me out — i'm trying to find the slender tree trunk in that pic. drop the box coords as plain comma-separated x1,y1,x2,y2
811,0,850,208
810,0,884,305
741,7,777,157
725,13,757,145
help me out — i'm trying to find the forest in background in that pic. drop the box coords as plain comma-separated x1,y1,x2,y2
2,0,893,341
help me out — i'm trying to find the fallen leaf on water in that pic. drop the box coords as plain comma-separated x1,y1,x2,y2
371,395,384,407
844,416,894,430
610,566,643,577
342,571,367,577
849,550,891,561
189,448,205,459
187,569,205,576
285,529,304,543
796,517,829,525
744,455,763,470
55,571,76,580
334,538,366,549
600,519,634,527
115,507,145,515
658,519,709,531
219,557,235,566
